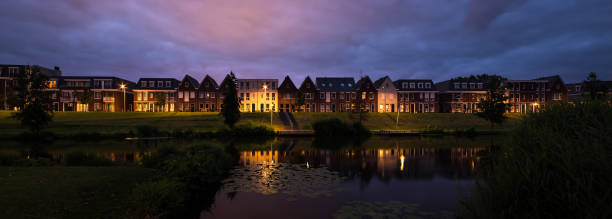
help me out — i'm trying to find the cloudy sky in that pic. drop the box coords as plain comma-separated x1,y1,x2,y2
1,0,610,83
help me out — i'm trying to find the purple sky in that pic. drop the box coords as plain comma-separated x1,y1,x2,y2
1,0,611,84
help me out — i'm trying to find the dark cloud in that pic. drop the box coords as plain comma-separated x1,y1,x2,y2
0,0,610,83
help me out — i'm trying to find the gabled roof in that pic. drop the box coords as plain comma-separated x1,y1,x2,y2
355,76,374,90
135,78,179,90
299,76,317,90
181,74,200,88
435,79,486,92
393,79,437,91
279,75,298,90
199,74,219,89
316,77,355,91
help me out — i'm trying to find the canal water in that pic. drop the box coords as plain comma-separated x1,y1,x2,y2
0,136,498,218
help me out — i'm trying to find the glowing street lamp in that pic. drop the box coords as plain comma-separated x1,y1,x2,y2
120,83,126,112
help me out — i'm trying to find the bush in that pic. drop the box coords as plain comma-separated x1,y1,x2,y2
461,102,612,218
312,118,370,137
218,122,274,137
131,179,185,219
64,151,114,166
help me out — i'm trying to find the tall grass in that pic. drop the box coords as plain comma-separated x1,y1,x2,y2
461,102,612,218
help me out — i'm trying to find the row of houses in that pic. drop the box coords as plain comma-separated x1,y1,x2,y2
3,64,591,114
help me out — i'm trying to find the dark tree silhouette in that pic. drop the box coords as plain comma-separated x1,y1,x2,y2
476,75,510,128
11,66,54,135
584,72,606,101
220,72,241,128
154,92,166,111
295,90,305,112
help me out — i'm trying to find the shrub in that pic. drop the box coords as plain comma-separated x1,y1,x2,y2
64,151,114,166
218,122,274,137
461,102,612,218
131,179,185,219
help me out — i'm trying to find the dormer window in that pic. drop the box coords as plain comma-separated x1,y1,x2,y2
410,83,415,88
158,81,163,87
470,83,475,89
165,81,171,87
461,83,467,89
477,83,483,89
454,83,459,89
402,82,408,89
348,83,352,87
321,83,326,87
328,83,332,87
418,83,423,88
425,83,431,88
341,83,345,87
149,81,155,87
141,81,147,87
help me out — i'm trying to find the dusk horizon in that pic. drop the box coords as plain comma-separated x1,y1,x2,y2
2,0,611,84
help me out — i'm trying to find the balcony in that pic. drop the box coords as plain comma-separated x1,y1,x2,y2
103,97,115,102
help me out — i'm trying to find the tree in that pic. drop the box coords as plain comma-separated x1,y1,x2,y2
476,76,510,128
155,92,166,112
584,72,605,101
295,90,305,112
77,90,93,105
220,72,241,128
11,66,54,135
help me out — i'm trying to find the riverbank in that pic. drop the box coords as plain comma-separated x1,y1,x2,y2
0,111,522,139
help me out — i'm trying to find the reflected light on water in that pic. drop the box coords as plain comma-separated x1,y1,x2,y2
400,155,405,171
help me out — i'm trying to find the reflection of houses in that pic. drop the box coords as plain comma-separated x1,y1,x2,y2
436,78,486,113
238,146,485,182
237,78,278,112
134,78,179,112
394,79,438,113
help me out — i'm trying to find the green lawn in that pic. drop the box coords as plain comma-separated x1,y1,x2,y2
0,167,156,219
0,111,522,138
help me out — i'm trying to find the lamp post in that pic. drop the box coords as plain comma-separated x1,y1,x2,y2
263,84,272,128
120,83,126,112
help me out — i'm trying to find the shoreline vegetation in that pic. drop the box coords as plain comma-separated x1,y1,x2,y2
0,111,522,139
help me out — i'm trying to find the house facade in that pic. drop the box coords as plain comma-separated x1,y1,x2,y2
299,76,319,112
504,79,548,113
278,76,299,112
536,75,568,103
355,76,378,112
1,65,62,110
134,78,179,112
436,79,486,113
237,78,278,112
196,75,219,112
56,76,133,112
394,79,438,113
374,76,398,113
177,75,200,112
315,77,356,112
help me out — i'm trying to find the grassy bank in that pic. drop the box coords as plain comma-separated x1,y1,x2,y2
0,167,156,219
0,111,521,138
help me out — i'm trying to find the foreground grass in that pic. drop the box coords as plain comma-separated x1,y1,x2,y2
0,167,156,219
0,111,521,138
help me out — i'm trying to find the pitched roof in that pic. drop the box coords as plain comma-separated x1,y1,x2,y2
355,76,374,90
299,76,317,90
279,76,298,90
374,76,390,88
181,74,200,88
393,79,437,91
435,79,486,92
199,74,219,89
316,77,355,91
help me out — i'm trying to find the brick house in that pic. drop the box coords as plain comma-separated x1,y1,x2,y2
298,76,319,112
1,64,62,110
504,79,549,113
197,75,219,112
436,79,486,113
536,75,568,103
237,78,278,112
278,76,299,112
134,78,179,112
394,79,439,113
177,75,200,112
355,76,378,112
315,77,356,112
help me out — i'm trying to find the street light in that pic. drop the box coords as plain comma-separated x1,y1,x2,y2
120,83,126,112
263,84,272,128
